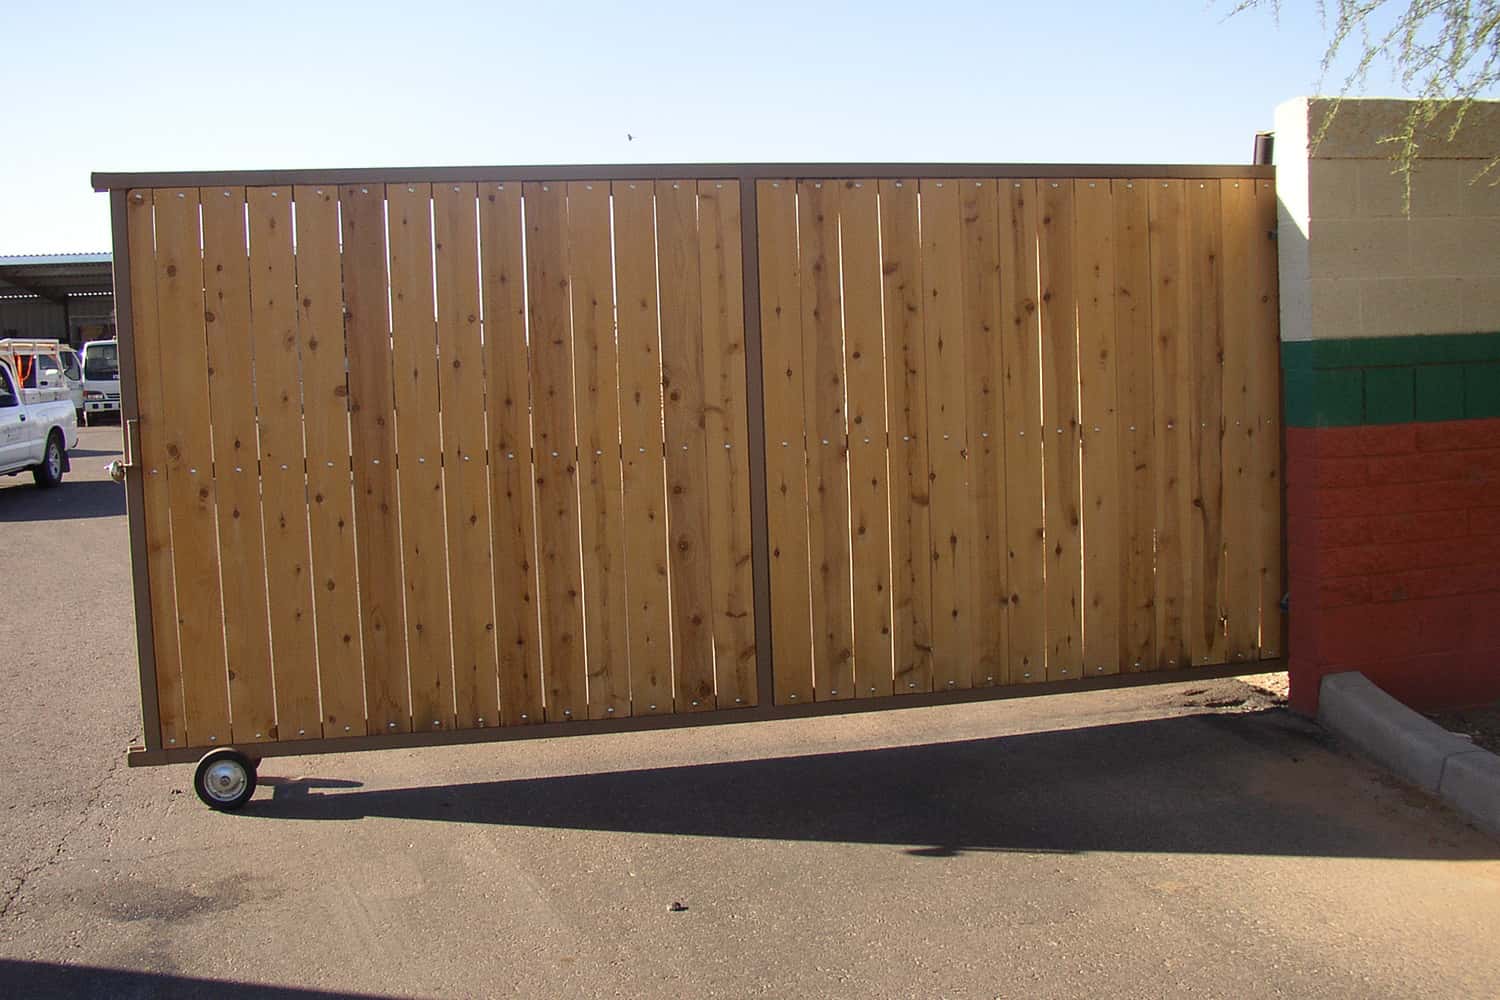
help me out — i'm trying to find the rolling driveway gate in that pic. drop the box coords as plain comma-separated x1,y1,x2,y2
94,164,1282,764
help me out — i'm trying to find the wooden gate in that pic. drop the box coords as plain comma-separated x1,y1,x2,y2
757,175,1282,704
98,164,1280,762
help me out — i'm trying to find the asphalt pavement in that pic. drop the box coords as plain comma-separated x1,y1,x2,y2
2,425,1498,999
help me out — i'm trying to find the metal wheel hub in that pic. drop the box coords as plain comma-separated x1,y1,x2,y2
202,760,248,802
47,444,60,477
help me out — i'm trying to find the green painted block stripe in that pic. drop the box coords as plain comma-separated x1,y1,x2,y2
1283,331,1500,426
1285,368,1363,427
1282,331,1500,371
1469,363,1500,419
1415,366,1466,421
1363,367,1415,424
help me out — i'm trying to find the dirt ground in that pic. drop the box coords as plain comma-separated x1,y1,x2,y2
1238,670,1291,704
1429,702,1500,756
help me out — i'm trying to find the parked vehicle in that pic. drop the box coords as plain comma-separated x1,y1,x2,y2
0,356,77,487
80,339,121,423
59,345,84,421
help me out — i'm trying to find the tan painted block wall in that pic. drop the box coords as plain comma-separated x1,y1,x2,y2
1277,97,1500,342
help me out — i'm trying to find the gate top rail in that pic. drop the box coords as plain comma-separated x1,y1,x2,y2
93,162,1274,192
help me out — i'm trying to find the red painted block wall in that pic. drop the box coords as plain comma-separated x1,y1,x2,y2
1286,417,1500,713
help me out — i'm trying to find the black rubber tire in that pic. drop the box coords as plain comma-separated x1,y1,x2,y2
32,432,64,488
193,748,258,811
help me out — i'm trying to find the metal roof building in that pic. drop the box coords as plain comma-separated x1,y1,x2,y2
0,253,116,345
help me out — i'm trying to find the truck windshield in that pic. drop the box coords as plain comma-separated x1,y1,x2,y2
83,343,119,381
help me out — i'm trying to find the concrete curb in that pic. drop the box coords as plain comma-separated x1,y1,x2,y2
1319,671,1500,838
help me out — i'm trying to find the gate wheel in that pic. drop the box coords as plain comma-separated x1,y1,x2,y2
193,748,257,811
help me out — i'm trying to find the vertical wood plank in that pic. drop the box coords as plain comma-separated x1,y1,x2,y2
1187,180,1227,667
1112,180,1158,673
1148,180,1191,670
566,180,630,719
1252,178,1284,659
919,179,973,692
1218,178,1261,664
798,180,856,701
388,183,455,732
152,188,232,746
839,179,894,699
126,190,186,748
479,182,546,724
1074,179,1122,678
293,184,366,735
612,181,675,715
248,186,321,739
698,179,759,707
199,186,276,743
1038,180,1083,681
341,184,411,733
1000,180,1047,683
523,181,587,721
878,179,934,695
959,179,1008,687
756,180,815,706
658,179,717,711
435,181,500,728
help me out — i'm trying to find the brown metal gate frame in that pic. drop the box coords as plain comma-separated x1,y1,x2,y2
94,162,1282,768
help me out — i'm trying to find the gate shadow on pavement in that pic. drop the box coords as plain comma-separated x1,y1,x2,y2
0,479,124,520
0,959,392,999
246,709,1499,860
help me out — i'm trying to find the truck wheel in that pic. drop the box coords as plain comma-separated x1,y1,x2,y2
32,433,64,488
193,748,258,811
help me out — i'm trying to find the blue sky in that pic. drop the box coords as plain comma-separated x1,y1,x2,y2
0,0,1401,254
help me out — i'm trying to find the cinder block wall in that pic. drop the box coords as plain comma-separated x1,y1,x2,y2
1278,97,1500,714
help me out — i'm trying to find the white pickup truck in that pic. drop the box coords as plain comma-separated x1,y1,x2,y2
0,356,77,487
